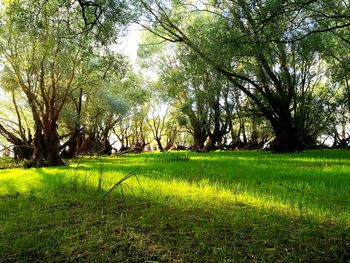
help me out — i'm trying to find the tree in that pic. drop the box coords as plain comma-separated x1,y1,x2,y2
321,24,350,148
83,71,142,155
138,0,340,152
147,100,180,152
112,76,151,153
0,0,131,166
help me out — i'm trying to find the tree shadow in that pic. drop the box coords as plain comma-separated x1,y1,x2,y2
74,154,350,209
0,168,349,262
23,154,350,220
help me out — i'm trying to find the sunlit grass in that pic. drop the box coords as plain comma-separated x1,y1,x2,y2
0,150,349,261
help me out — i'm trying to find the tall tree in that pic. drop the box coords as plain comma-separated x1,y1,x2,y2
0,0,131,166
138,0,340,152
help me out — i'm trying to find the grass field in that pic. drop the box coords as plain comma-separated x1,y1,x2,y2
0,150,349,262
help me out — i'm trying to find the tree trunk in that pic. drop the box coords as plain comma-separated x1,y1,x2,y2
13,145,33,162
205,132,221,151
102,138,112,155
193,128,207,152
61,87,83,158
205,100,225,151
155,138,164,152
270,129,303,152
164,128,177,151
30,122,65,167
0,123,33,162
60,128,82,158
270,116,305,153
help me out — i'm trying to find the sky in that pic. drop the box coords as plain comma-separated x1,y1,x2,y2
115,24,142,68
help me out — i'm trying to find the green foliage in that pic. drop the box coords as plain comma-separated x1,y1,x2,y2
138,0,350,151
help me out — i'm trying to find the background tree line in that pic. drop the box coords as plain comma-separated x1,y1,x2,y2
0,0,350,167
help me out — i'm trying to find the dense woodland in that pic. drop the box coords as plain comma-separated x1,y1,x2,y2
1,0,350,167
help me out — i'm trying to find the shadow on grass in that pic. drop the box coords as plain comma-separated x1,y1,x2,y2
1,151,349,221
0,168,349,262
60,154,350,219
1,152,344,223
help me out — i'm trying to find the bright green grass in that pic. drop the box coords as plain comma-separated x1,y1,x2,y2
0,150,349,262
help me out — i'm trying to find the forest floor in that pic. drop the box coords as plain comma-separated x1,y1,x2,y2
0,150,349,262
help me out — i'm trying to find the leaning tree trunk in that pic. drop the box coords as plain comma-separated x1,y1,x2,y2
66,133,79,158
155,137,165,152
0,123,33,162
60,128,82,158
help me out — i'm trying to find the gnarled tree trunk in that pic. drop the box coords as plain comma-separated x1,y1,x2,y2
269,110,305,152
192,127,208,152
30,120,65,167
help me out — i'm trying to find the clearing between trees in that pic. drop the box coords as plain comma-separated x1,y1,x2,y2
0,150,349,262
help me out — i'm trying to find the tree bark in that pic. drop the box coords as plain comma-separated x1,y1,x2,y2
155,138,164,152
193,127,207,152
30,121,65,167
269,115,305,153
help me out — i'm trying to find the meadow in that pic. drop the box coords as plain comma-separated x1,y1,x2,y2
0,150,349,262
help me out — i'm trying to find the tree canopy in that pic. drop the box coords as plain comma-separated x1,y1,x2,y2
0,0,350,166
